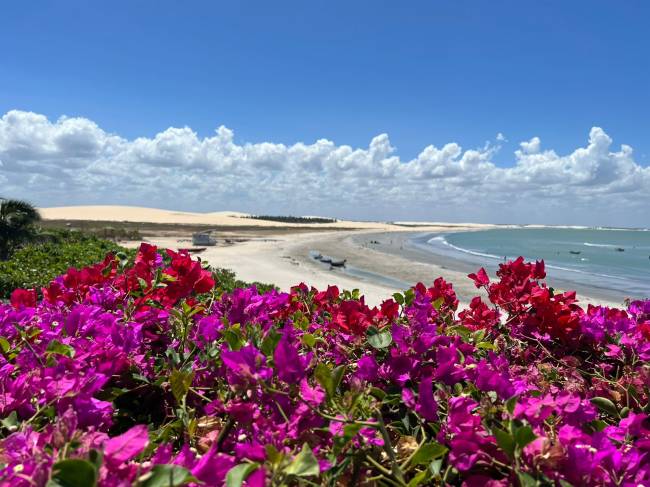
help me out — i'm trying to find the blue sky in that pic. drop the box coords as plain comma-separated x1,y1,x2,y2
2,0,649,161
1,1,649,225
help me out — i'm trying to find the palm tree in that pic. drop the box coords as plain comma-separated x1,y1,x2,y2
0,198,41,260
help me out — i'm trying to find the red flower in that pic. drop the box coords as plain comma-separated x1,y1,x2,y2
468,268,490,288
379,298,400,320
458,297,499,331
10,288,37,309
414,277,459,311
330,298,377,335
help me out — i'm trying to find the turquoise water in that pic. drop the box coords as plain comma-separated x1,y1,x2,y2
423,228,650,298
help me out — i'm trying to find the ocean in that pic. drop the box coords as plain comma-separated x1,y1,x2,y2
416,227,650,299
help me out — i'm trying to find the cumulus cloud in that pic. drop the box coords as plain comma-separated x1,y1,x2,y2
1,110,648,226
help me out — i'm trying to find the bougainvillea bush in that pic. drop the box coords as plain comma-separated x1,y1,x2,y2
1,244,650,486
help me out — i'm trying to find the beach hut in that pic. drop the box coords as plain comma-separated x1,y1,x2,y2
192,232,217,246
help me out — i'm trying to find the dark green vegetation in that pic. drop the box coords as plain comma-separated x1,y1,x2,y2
0,229,275,299
0,230,131,298
0,199,41,260
211,267,277,295
247,215,337,224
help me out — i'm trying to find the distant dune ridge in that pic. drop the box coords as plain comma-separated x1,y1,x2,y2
39,205,493,230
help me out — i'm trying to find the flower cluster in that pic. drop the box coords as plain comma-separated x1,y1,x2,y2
1,245,650,486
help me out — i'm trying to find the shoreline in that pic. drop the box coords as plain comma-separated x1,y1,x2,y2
123,228,625,309
346,231,629,306
41,205,630,308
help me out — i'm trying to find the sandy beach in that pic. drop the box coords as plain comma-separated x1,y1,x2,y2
41,206,624,308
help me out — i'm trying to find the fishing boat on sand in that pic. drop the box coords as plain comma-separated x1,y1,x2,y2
192,232,217,246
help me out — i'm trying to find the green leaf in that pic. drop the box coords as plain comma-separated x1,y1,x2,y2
1,410,18,430
505,395,519,415
404,288,415,306
49,459,97,487
139,464,195,487
223,325,245,351
472,329,486,343
0,336,10,354
260,329,282,357
138,277,149,291
590,419,608,432
314,363,332,396
342,423,363,441
285,443,320,477
429,458,444,477
265,444,284,466
476,341,496,350
46,340,75,358
590,397,618,417
314,363,345,399
369,387,386,400
432,297,444,311
517,471,539,487
367,326,392,349
330,365,345,396
408,469,432,487
87,449,103,471
301,333,316,348
170,369,194,404
392,293,405,305
493,427,515,459
411,442,448,465
514,425,536,450
225,463,259,487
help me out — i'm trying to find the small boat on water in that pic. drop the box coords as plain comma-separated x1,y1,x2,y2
569,250,581,255
330,258,347,267
615,247,625,252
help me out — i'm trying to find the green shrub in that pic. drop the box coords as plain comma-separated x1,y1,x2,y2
0,232,131,298
211,266,277,294
0,231,276,299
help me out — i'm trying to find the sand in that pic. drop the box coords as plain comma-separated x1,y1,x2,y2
121,230,621,309
40,205,490,231
42,206,622,308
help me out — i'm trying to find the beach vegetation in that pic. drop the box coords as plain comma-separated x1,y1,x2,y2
246,215,337,224
0,198,41,260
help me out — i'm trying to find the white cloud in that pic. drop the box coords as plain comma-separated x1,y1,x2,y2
1,110,648,226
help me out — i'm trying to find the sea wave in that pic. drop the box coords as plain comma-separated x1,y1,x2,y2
427,235,630,282
428,235,504,260
583,242,619,248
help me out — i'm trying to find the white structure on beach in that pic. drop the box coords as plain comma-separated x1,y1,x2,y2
192,232,217,246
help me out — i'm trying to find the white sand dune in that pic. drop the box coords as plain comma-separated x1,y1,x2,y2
39,205,494,231
40,205,387,229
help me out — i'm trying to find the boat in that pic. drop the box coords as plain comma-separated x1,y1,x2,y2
180,247,207,253
330,258,347,267
615,247,625,252
569,250,581,255
192,232,217,246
